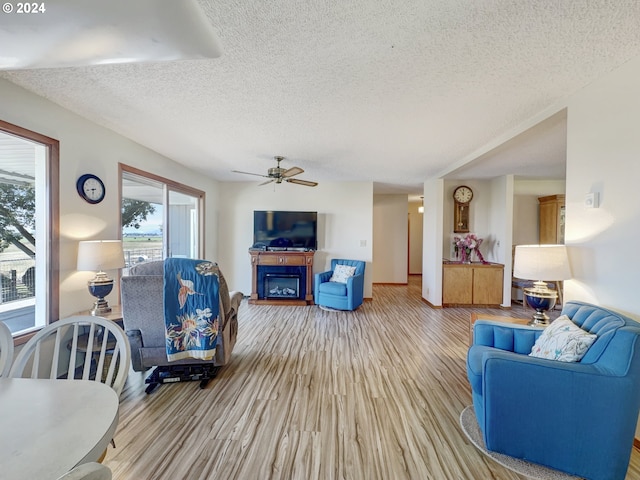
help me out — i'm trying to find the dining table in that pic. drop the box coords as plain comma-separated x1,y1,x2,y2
0,377,119,479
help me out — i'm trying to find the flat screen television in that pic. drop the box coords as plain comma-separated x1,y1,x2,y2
253,210,317,250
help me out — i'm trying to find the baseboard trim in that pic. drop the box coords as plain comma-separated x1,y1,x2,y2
421,297,442,309
372,282,408,286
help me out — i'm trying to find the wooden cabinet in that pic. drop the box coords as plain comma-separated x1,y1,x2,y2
538,194,565,244
443,266,473,304
442,262,504,307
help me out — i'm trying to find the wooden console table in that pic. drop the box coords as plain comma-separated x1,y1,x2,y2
249,250,315,305
442,261,504,307
76,304,123,324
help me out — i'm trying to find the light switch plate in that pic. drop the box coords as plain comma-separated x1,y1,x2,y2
584,192,599,208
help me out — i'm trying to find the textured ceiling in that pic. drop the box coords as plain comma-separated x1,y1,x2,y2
2,1,640,194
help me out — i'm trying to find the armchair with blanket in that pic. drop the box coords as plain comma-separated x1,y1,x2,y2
121,259,242,392
467,301,640,480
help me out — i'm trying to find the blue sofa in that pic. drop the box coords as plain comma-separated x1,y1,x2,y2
467,301,640,480
314,259,365,311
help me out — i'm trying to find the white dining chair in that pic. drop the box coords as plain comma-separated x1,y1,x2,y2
0,320,14,377
56,462,112,480
9,315,131,396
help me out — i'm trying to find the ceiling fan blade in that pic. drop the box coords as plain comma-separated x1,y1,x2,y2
286,178,318,187
258,179,276,186
283,166,304,178
232,170,269,178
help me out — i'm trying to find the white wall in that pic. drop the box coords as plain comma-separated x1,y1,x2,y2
442,179,502,263
408,200,423,274
422,179,444,305
373,194,408,283
564,52,640,441
489,176,513,307
0,79,220,318
564,55,640,319
218,181,374,298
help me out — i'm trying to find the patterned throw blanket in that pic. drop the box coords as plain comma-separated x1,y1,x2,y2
164,258,220,361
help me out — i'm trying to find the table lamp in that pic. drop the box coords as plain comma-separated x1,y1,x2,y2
77,240,125,315
513,244,571,326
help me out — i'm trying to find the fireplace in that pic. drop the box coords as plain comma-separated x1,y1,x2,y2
255,264,307,302
249,250,315,305
264,274,300,299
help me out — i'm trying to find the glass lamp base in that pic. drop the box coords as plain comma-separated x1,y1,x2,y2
90,298,112,316
529,311,551,326
523,286,558,326
87,276,114,316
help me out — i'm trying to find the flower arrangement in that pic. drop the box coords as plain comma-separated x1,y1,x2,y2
453,233,487,264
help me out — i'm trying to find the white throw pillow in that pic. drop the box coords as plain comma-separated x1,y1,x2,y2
529,315,597,362
330,264,357,283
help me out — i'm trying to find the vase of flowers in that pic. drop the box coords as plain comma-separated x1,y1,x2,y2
453,233,487,264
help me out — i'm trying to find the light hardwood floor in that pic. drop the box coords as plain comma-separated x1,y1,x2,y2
105,277,640,479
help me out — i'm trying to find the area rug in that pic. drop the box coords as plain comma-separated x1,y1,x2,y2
319,305,341,312
460,406,582,480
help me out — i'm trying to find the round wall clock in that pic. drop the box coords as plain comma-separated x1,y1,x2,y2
453,185,473,204
453,185,473,233
76,174,106,204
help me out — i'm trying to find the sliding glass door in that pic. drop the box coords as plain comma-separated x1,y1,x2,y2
168,190,200,258
121,165,204,265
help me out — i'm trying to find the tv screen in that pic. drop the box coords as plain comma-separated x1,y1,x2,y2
253,211,317,250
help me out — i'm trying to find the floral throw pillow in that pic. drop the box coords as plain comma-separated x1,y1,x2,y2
330,264,357,283
529,315,597,362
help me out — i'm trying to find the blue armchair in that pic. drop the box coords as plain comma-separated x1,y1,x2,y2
314,259,365,311
467,301,640,480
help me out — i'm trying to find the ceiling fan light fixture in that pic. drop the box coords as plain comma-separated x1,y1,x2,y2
232,155,318,187
268,166,286,178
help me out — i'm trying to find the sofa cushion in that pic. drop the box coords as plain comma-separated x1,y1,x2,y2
529,316,597,362
318,281,347,296
330,264,356,283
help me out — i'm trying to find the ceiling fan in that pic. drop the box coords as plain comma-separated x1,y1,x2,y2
233,156,318,187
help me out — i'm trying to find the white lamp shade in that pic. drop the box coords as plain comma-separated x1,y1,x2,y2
513,245,571,281
77,240,125,272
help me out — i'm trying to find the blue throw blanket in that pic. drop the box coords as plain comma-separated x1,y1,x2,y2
164,258,220,361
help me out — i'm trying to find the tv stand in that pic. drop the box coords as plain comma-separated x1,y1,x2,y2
249,250,315,305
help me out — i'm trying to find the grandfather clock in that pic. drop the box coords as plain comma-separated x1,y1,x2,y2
453,185,473,233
